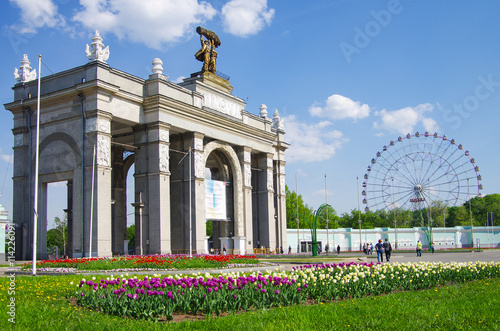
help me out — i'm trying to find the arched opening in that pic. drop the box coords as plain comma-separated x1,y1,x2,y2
205,150,234,252
110,147,134,256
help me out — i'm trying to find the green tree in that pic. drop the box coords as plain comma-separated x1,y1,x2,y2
286,185,314,229
285,193,500,232
467,194,500,226
315,204,339,229
127,224,135,250
46,215,67,257
206,221,213,240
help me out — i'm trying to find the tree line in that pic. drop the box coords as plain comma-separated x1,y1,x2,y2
286,185,499,230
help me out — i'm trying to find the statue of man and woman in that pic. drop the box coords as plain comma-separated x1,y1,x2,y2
195,26,220,74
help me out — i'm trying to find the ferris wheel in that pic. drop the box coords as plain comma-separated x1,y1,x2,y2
362,132,482,212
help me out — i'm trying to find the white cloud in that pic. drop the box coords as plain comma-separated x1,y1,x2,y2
9,0,65,34
0,154,13,164
73,0,217,49
309,94,370,121
283,115,349,163
373,103,438,135
221,0,274,37
173,75,186,83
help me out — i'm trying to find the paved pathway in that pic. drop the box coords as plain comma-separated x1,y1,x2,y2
273,250,500,271
1,250,498,276
357,249,500,264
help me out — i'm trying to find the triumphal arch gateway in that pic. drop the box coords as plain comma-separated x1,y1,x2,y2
6,30,288,259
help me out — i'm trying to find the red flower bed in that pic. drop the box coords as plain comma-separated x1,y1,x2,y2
22,254,259,271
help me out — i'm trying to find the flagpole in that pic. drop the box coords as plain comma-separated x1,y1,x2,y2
189,147,192,258
296,173,299,253
32,55,42,276
325,174,329,254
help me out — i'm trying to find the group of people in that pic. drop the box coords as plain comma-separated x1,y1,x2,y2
374,238,392,262
318,244,341,255
209,244,227,255
363,243,374,255
416,240,434,256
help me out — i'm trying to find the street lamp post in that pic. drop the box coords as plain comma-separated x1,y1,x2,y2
357,176,362,251
487,212,494,248
296,173,300,254
325,174,329,254
392,177,397,249
468,178,474,249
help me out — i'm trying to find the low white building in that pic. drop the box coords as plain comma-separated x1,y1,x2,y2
287,226,500,252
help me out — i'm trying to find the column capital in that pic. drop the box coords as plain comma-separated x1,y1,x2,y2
146,122,170,143
193,132,204,151
85,110,112,134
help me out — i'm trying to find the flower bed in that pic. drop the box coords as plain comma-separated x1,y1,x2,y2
73,261,500,321
22,254,259,271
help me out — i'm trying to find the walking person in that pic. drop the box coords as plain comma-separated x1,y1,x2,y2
416,240,422,257
337,245,341,255
375,239,384,262
223,244,227,256
369,243,374,255
383,238,392,262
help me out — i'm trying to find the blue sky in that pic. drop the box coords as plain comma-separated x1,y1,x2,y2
1,0,499,229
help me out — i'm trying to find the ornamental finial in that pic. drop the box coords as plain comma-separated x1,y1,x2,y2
14,54,37,83
272,108,284,130
259,104,268,118
152,58,164,75
85,30,110,62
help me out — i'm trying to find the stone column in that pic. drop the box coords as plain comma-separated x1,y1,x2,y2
274,157,287,253
85,112,113,257
147,123,171,254
12,123,30,260
239,146,253,255
133,122,171,255
131,193,145,255
38,182,48,259
192,132,206,254
65,180,73,257
257,153,276,250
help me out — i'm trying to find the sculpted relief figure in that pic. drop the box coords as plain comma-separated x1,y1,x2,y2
195,26,220,74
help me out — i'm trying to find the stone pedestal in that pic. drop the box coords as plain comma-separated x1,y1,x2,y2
203,236,210,255
219,237,232,255
232,236,246,255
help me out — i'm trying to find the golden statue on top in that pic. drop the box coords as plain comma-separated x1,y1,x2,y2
195,26,221,74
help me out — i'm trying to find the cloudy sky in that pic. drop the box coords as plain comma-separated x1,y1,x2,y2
1,0,499,228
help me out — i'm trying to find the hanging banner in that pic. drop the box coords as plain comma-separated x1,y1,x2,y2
205,179,227,220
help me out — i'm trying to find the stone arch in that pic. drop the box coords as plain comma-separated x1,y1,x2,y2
39,132,81,163
35,132,81,175
124,153,135,174
203,141,243,237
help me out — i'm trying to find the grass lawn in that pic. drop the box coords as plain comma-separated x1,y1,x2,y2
1,272,499,330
